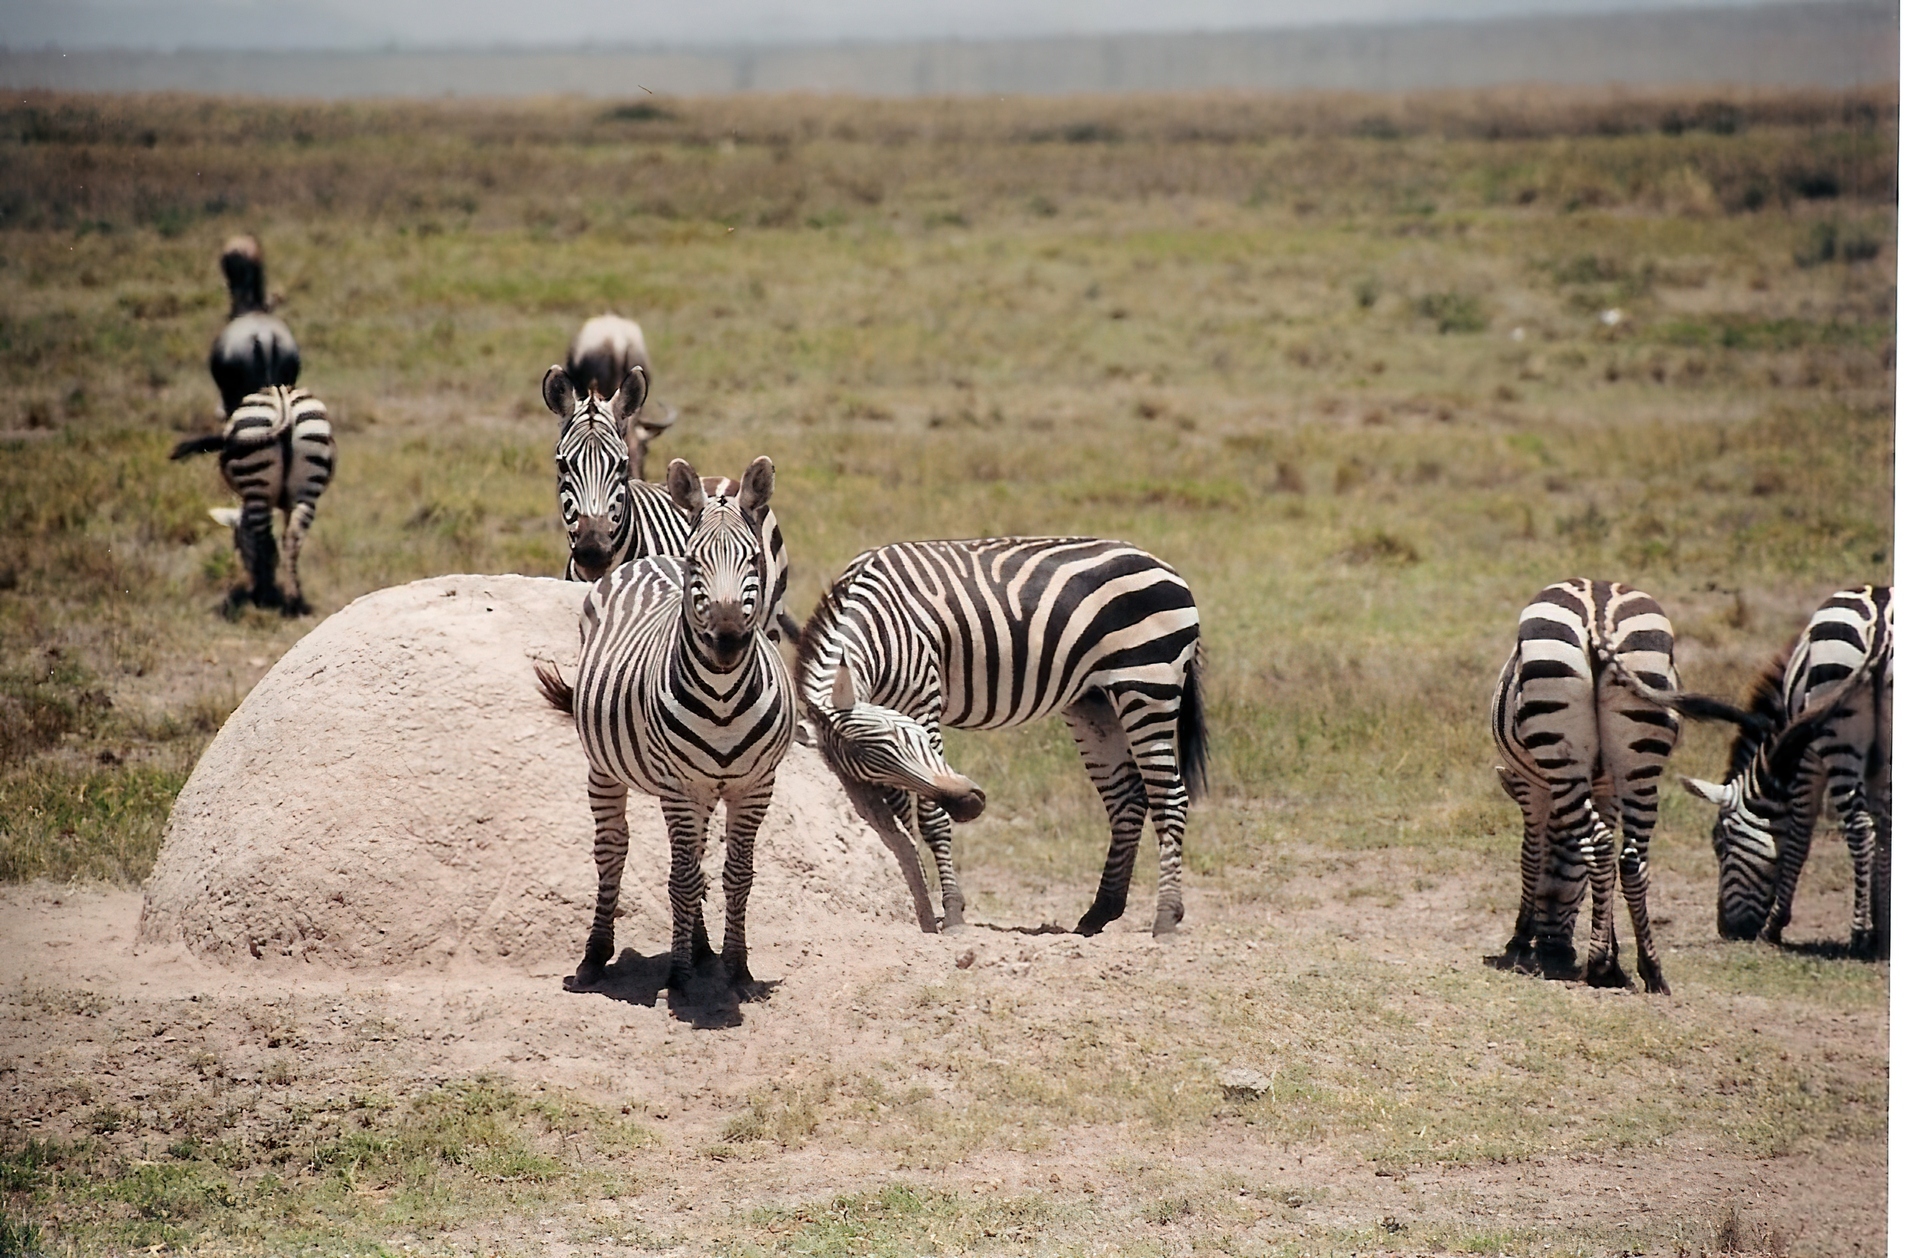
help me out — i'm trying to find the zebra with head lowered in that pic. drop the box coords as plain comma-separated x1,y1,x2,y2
796,538,1207,937
541,364,797,643
208,235,300,417
536,458,798,994
170,386,335,616
1675,586,1892,959
1489,579,1688,993
565,314,677,479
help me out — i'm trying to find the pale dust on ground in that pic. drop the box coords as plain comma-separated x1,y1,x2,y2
0,829,1885,1256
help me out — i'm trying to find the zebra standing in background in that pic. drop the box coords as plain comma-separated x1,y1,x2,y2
170,386,335,616
795,538,1207,937
536,458,798,994
565,314,677,479
1676,586,1892,959
541,365,797,642
208,235,300,417
1490,578,1687,994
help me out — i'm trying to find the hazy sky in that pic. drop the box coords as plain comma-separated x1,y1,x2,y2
0,0,1845,51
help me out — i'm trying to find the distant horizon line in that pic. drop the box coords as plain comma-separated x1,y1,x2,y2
0,0,1884,59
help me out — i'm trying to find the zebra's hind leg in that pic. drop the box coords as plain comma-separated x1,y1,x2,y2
1491,767,1545,971
720,788,775,997
566,768,631,991
1581,806,1630,989
1839,793,1879,958
1534,808,1596,981
1112,684,1190,937
1617,827,1668,995
661,794,715,991
280,500,316,617
1063,693,1148,936
233,500,282,611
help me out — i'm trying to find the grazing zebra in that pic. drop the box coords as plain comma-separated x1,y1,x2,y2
1675,586,1892,959
1489,579,1687,993
541,365,796,642
535,458,798,993
170,385,335,616
795,538,1207,937
566,314,677,478
208,235,300,417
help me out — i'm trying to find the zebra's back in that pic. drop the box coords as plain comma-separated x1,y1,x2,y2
833,537,1200,731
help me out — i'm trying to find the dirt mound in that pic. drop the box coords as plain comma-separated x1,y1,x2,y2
138,574,928,969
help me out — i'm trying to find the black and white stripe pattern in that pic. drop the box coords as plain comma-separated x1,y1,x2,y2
537,458,798,994
563,316,678,479
1489,579,1683,994
170,385,334,616
542,364,794,642
1679,586,1892,958
795,537,1207,937
208,235,300,417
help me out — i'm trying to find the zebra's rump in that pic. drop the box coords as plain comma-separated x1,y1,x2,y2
1725,585,1892,782
217,388,334,511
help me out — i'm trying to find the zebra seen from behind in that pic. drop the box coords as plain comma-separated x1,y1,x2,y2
564,315,678,479
209,235,300,417
1674,586,1893,959
541,365,796,642
795,538,1207,937
1490,579,1687,993
170,385,335,616
536,457,798,995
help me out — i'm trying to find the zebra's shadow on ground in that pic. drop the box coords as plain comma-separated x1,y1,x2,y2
564,948,781,1029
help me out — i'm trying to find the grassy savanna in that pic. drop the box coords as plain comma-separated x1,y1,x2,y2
0,87,1894,1254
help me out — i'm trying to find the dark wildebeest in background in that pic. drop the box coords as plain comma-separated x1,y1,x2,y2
208,235,301,416
566,314,678,478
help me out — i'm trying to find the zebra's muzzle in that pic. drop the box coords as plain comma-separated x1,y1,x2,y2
571,520,615,581
935,774,987,823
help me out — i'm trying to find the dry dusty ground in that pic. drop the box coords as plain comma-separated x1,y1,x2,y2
1,827,1885,1257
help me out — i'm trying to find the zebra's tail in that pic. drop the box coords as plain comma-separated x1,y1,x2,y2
1179,650,1209,799
1591,637,1769,735
532,659,575,718
170,434,226,460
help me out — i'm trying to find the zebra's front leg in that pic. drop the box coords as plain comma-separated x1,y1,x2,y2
1494,767,1545,969
720,788,774,995
660,794,714,991
566,768,631,990
912,795,967,931
280,500,316,617
1064,694,1147,936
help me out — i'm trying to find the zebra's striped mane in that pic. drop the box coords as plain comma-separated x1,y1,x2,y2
1724,645,1793,781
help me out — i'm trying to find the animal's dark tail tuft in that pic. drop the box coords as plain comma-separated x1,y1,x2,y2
1179,649,1209,799
170,434,226,461
533,659,576,717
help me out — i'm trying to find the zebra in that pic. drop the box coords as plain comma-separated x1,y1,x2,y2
535,457,798,994
208,235,300,417
1674,586,1892,959
170,385,335,616
1489,579,1689,993
566,314,677,479
541,364,797,643
794,538,1207,937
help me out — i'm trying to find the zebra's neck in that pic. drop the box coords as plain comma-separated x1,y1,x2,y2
672,620,771,711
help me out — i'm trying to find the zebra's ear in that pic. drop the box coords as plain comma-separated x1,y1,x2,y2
1681,776,1733,807
737,456,775,517
666,458,706,517
610,365,650,434
830,659,861,711
541,366,577,420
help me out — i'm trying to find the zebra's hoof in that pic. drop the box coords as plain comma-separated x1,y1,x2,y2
563,961,606,991
281,597,311,618
1536,942,1580,981
1638,958,1670,995
1585,957,1632,989
1849,929,1877,960
1484,946,1538,975
1152,908,1181,937
940,898,967,932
